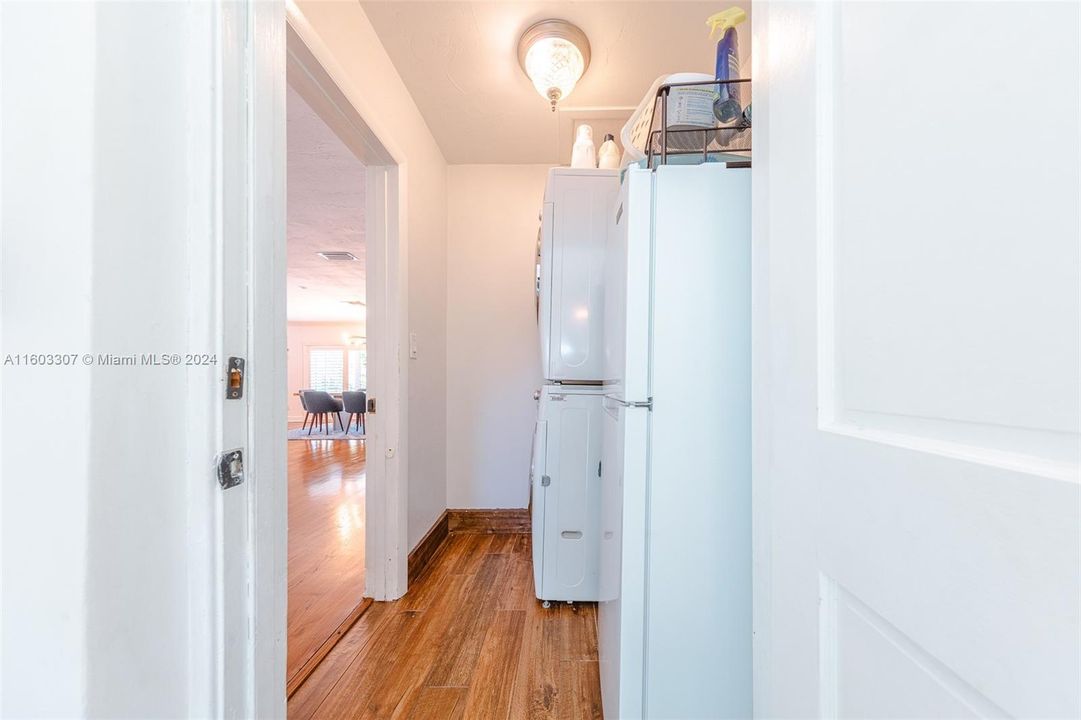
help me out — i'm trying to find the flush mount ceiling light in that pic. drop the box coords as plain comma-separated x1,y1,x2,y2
517,19,591,112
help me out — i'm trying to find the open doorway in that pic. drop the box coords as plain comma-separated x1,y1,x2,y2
275,14,409,701
284,83,369,693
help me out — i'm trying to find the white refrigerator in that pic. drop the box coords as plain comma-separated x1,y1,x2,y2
597,163,751,719
532,167,619,605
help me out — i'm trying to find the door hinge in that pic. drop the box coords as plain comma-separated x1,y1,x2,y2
541,474,551,487
598,460,602,477
216,449,244,490
226,357,245,399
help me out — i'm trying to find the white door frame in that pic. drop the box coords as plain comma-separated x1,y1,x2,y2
283,3,407,606
240,1,409,714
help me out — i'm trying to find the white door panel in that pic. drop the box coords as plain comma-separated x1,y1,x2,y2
754,2,1080,719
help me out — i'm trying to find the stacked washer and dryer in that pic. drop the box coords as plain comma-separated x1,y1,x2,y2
530,167,619,607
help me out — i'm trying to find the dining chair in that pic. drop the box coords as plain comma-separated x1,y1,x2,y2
342,390,367,434
302,391,345,435
298,389,314,431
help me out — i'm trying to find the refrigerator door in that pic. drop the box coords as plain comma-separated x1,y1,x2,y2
535,385,605,603
539,169,619,382
644,163,751,719
599,395,649,720
598,167,655,720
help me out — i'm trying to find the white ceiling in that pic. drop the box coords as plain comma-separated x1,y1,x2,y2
361,1,751,164
287,85,367,322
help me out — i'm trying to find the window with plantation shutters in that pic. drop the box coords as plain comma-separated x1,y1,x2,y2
347,349,367,390
308,347,344,393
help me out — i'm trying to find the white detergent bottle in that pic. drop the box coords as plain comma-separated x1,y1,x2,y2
597,133,620,169
571,125,596,168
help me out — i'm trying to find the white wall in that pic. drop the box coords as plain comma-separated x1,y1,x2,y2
286,321,366,421
445,165,550,509
294,1,448,551
2,2,223,716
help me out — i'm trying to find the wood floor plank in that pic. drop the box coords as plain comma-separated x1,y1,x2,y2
288,601,394,720
444,533,494,575
362,573,472,719
423,552,507,687
460,610,527,720
287,598,373,697
287,437,366,684
485,532,518,555
499,553,534,611
400,687,465,720
306,609,426,720
288,532,602,720
558,660,604,720
562,603,599,662
509,599,564,718
442,553,513,686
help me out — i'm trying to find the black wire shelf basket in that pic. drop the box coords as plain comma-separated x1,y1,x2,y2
646,78,752,169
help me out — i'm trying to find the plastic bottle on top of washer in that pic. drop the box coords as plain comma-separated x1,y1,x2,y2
571,125,597,168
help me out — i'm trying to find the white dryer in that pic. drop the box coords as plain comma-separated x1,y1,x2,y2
537,168,619,383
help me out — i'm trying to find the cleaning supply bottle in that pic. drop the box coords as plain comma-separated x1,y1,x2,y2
707,8,747,125
571,125,597,168
597,133,620,169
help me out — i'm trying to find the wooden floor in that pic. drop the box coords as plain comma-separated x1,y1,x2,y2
288,435,367,687
288,532,603,719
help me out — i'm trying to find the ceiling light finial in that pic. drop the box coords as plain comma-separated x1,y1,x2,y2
517,20,590,112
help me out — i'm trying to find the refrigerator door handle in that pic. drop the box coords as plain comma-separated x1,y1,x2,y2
604,394,652,410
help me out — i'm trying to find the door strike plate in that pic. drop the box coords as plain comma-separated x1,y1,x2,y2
217,449,245,489
226,357,245,399
367,397,377,414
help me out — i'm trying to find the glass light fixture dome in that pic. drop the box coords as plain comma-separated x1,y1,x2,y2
517,20,591,112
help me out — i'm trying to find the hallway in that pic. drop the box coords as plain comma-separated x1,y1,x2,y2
288,532,603,719
288,438,367,688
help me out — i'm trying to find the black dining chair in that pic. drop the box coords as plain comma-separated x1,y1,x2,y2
302,390,344,435
342,390,367,434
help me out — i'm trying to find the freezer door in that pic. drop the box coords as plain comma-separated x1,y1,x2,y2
537,389,604,602
603,168,652,399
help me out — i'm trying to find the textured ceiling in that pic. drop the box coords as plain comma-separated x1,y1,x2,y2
287,85,367,322
361,1,751,164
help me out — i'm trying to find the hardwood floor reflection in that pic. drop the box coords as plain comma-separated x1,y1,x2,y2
288,433,366,688
288,532,603,720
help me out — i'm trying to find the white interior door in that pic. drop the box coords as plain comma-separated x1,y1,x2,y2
753,2,1080,718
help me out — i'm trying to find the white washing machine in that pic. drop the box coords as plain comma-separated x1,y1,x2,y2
530,384,605,605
